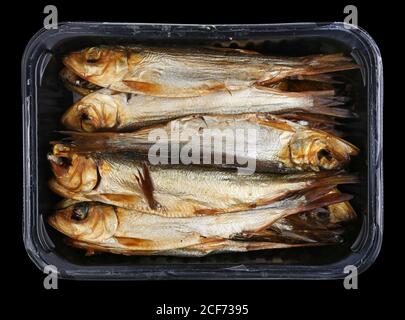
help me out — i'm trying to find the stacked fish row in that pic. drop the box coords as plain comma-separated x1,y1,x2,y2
47,45,360,257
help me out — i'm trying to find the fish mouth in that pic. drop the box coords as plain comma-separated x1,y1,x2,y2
314,147,341,170
63,54,87,78
289,130,358,171
47,147,99,192
60,67,102,95
314,137,358,170
63,48,113,80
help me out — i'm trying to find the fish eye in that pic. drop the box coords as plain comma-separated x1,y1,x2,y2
71,203,89,221
317,149,333,162
50,155,72,168
313,208,330,221
59,156,72,168
85,48,101,63
80,111,91,121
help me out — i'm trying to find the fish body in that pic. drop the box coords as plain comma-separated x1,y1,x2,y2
61,113,359,173
48,147,357,217
66,237,321,257
63,46,358,97
48,188,351,255
61,87,351,132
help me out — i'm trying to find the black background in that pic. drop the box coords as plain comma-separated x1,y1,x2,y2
6,0,393,316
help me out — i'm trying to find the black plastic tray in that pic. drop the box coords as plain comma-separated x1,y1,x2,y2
22,22,383,280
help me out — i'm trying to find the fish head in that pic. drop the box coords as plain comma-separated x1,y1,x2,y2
63,46,128,85
47,144,98,192
62,91,119,132
288,130,359,171
48,202,118,241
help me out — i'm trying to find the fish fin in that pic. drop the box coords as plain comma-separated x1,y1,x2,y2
51,133,109,153
233,228,343,244
186,238,325,255
134,162,164,211
256,116,296,132
277,113,341,126
55,131,150,153
288,73,344,84
100,193,142,205
122,80,162,95
115,237,157,248
254,86,356,118
250,172,356,210
292,187,353,215
307,106,357,118
233,229,318,243
194,208,223,215
66,237,323,256
300,53,360,75
48,179,89,201
204,46,261,55
244,241,325,250
260,54,358,85
307,171,359,189
84,248,96,256
65,238,161,256
286,91,356,118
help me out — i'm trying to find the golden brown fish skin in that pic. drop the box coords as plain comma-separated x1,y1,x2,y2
59,67,102,96
48,189,351,254
47,149,98,192
272,202,355,232
61,87,351,132
48,202,118,242
327,200,357,224
61,114,359,173
58,195,351,256
61,91,120,132
47,145,357,217
63,46,358,97
233,189,354,244
66,237,322,257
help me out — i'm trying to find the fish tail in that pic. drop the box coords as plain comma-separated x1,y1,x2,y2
312,91,350,106
259,88,357,118
55,131,148,153
307,171,359,189
253,186,352,232
289,73,344,84
277,113,340,125
291,186,353,216
308,106,357,118
301,53,359,75
306,92,356,117
258,54,358,85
